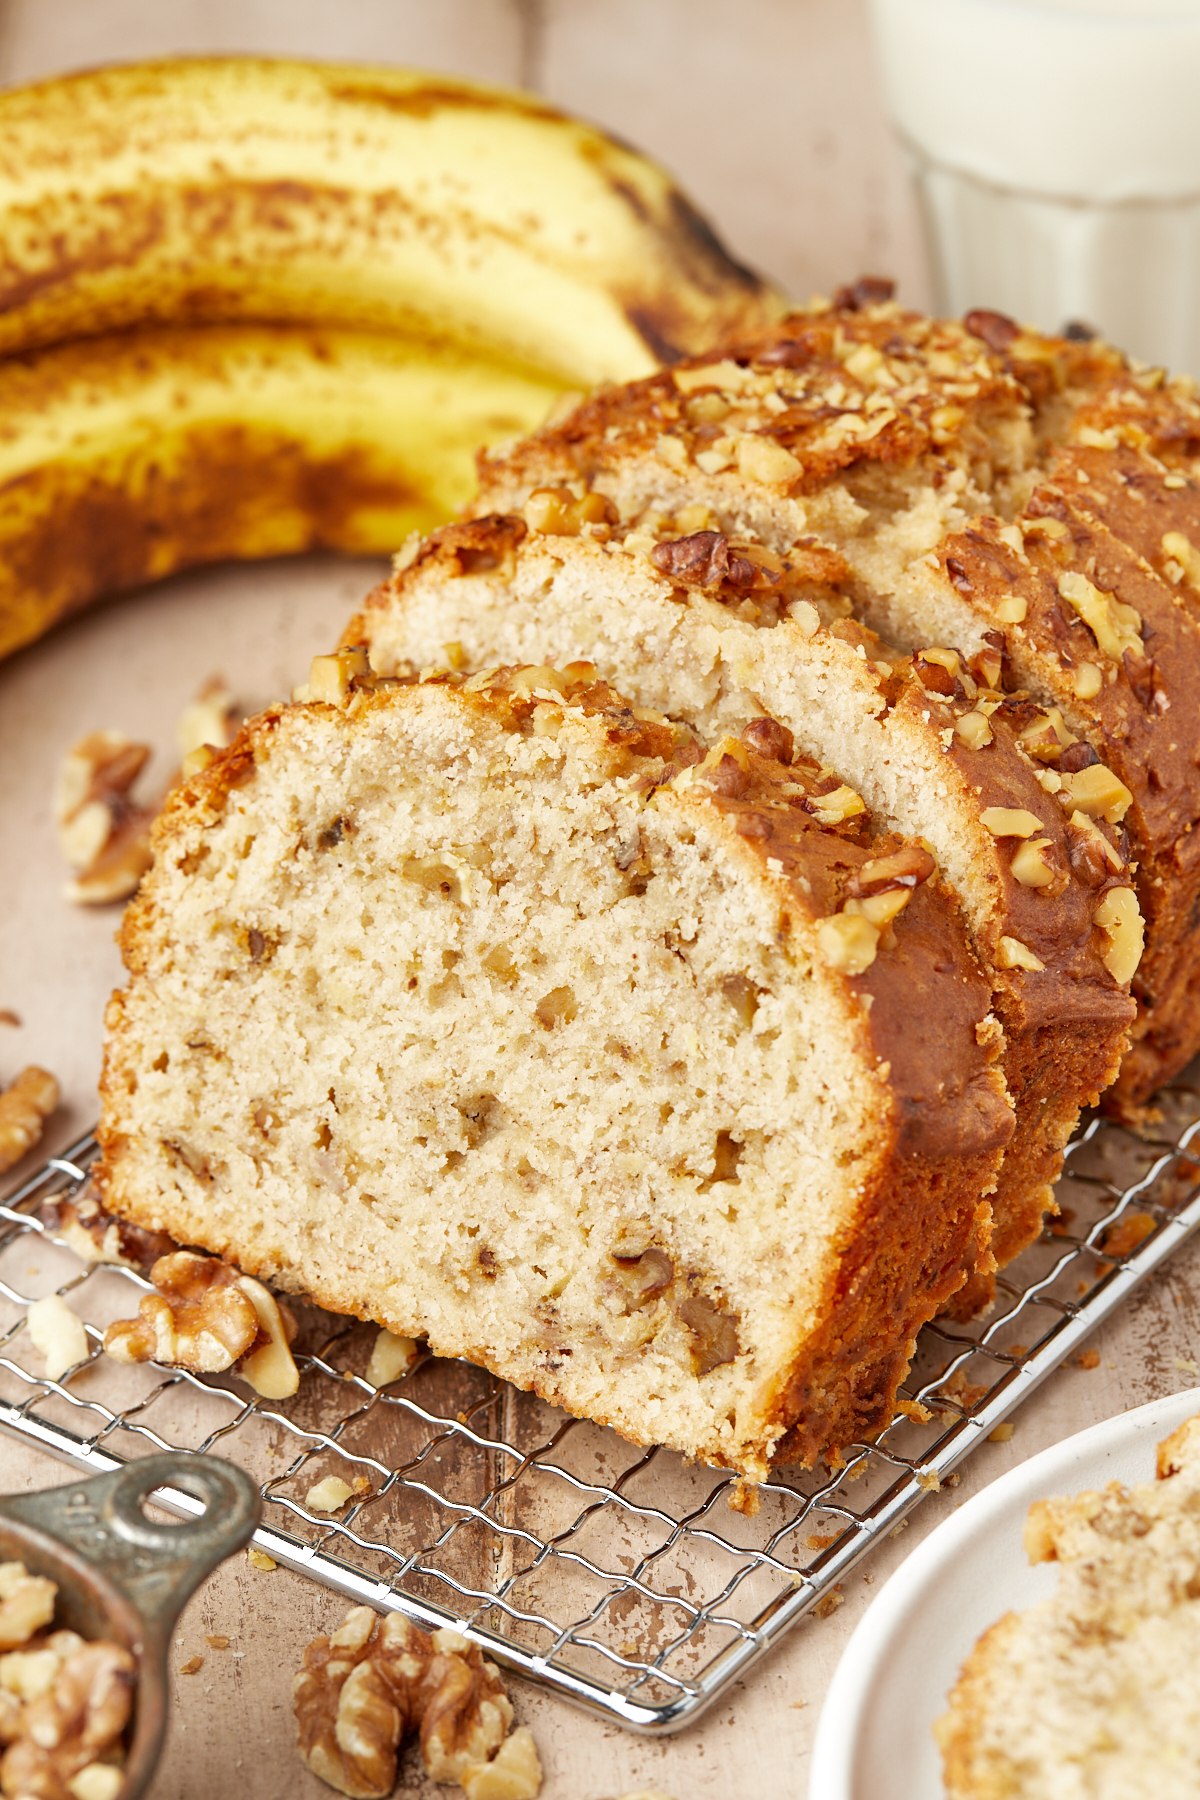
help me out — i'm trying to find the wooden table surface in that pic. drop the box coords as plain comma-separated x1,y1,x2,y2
3,6,1200,1797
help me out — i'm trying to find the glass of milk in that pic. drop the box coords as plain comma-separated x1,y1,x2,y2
869,0,1200,374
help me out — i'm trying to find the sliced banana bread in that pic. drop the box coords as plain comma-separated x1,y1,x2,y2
96,662,1010,1478
471,290,1196,1112
349,515,1137,1310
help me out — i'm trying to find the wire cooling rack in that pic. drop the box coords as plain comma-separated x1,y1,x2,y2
4,1087,1200,1734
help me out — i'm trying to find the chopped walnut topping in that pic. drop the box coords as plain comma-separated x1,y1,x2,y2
816,912,879,976
1057,763,1133,825
997,936,1046,973
1058,571,1144,663
808,784,866,827
294,645,372,706
0,1066,59,1174
651,530,744,589
980,808,1044,840
1010,838,1063,892
522,487,614,537
1065,811,1125,886
1162,529,1200,589
102,1251,298,1396
26,1294,89,1382
1094,887,1144,986
1072,661,1104,700
740,717,794,764
294,1607,537,1800
846,845,936,899
963,308,1020,353
53,730,156,906
955,710,993,750
736,435,803,486
1017,707,1076,763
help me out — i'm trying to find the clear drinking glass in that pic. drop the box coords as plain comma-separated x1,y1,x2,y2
869,0,1200,373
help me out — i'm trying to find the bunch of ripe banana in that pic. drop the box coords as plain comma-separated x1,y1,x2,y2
0,56,784,661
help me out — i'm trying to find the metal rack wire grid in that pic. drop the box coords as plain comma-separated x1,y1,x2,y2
3,1081,1200,1734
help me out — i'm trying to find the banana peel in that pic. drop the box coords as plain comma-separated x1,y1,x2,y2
0,322,568,661
0,57,784,382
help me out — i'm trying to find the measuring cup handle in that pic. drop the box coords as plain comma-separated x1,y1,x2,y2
0,1455,261,1642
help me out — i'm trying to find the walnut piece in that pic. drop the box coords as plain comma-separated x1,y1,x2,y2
53,730,156,906
0,1566,132,1800
26,1295,89,1383
1058,570,1144,663
522,487,614,538
1094,886,1145,986
294,1608,538,1800
176,675,238,761
365,1330,419,1389
102,1250,298,1397
817,911,879,976
0,1564,56,1652
293,645,372,706
44,1188,177,1271
1,1636,134,1800
0,1066,59,1174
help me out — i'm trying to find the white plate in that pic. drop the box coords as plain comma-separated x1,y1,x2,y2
809,1387,1200,1800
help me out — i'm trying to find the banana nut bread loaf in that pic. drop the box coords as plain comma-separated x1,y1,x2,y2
466,281,1199,1116
937,1410,1200,1798
96,661,1011,1478
347,508,1139,1315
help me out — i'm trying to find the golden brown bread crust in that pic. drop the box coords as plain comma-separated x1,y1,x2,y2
97,669,1009,1475
940,450,1200,1112
475,298,1032,509
467,293,1183,1133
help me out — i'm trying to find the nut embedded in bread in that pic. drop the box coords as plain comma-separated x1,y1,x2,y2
95,664,1011,1479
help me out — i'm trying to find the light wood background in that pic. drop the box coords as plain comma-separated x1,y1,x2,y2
2,6,1198,1800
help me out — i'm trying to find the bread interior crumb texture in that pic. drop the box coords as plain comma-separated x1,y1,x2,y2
105,688,889,1473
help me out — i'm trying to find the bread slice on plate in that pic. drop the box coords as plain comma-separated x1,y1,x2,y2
937,1411,1200,1797
469,288,1198,1116
348,505,1138,1313
97,661,1010,1478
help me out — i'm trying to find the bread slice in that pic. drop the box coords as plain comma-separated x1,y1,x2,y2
348,514,1136,1311
937,1412,1200,1798
96,662,1010,1478
471,291,1197,1113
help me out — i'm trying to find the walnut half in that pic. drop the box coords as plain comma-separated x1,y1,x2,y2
103,1250,299,1398
294,1609,540,1800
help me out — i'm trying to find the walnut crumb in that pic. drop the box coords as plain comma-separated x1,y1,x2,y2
178,1655,204,1675
53,730,156,905
0,1067,60,1174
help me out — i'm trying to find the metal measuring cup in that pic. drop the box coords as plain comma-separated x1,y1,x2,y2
0,1454,261,1798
